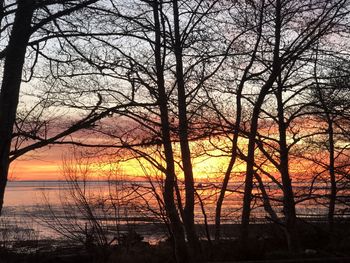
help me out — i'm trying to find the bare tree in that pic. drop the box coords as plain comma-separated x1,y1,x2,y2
310,56,350,232
0,0,100,215
237,0,350,252
36,0,231,261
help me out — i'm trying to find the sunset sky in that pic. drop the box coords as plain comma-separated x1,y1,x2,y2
9,139,250,181
10,146,65,181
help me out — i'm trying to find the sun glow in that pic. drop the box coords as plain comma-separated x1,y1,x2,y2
10,136,251,181
10,132,318,182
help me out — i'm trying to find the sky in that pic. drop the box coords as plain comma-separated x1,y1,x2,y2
9,139,249,181
10,146,65,181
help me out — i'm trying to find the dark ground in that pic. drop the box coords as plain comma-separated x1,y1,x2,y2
1,222,350,263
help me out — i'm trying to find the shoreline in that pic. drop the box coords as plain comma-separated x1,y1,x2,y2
1,221,350,262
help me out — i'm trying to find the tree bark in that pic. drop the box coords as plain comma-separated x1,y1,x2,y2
215,151,238,242
316,87,336,232
314,48,337,234
240,86,269,241
214,84,242,242
152,1,189,262
327,118,336,232
276,80,299,253
0,0,34,215
172,0,200,259
240,0,282,245
215,1,266,242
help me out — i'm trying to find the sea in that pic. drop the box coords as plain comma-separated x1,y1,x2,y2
0,180,347,245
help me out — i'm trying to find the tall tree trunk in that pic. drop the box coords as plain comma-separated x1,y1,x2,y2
276,82,299,253
240,0,282,244
240,91,268,241
314,54,337,234
240,79,279,243
327,119,336,232
0,0,34,215
215,0,265,242
215,150,238,242
214,79,242,242
172,0,200,259
254,173,280,223
152,2,188,262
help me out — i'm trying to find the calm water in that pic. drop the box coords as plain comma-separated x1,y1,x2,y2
1,180,346,243
2,181,171,243
4,181,109,206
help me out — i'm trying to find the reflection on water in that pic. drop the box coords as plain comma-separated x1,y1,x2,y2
3,181,172,243
2,180,349,243
4,181,108,206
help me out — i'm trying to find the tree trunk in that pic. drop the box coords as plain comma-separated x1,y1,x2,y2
172,0,200,259
0,0,34,215
254,173,280,223
240,93,265,241
276,81,299,253
216,0,265,242
240,76,279,242
240,0,282,245
152,2,188,262
215,79,242,242
315,79,336,233
327,119,336,233
215,153,237,242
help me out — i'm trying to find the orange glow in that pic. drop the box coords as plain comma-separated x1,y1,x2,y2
10,126,325,182
10,137,251,181
10,159,61,181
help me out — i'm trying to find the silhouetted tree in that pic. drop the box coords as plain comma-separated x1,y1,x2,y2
310,57,350,232
43,1,231,261
0,0,100,215
237,0,350,252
